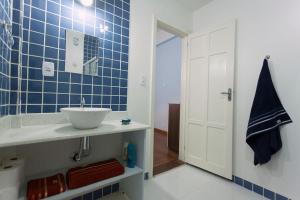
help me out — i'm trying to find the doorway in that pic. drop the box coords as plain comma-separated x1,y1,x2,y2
153,27,184,175
149,19,235,179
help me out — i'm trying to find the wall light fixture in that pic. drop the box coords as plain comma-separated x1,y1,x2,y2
80,0,93,7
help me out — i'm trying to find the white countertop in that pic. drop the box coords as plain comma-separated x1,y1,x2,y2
0,120,150,148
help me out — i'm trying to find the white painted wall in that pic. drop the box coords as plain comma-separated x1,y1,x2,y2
155,37,182,131
193,0,300,198
127,0,192,175
156,29,175,45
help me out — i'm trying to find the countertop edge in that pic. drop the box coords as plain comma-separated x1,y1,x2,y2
0,120,150,148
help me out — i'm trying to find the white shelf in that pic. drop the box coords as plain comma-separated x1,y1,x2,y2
19,166,143,200
101,192,130,200
0,120,150,148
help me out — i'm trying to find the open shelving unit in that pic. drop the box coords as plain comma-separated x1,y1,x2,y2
19,167,143,200
0,120,149,200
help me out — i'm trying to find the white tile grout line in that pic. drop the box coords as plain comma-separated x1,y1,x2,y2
17,0,24,115
91,3,97,107
55,0,62,112
25,0,32,114
8,0,12,116
41,0,48,113
20,24,129,47
109,1,113,110
68,0,74,108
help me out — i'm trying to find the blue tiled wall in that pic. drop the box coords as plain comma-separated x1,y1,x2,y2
10,0,130,114
233,175,290,200
0,0,12,117
72,183,120,200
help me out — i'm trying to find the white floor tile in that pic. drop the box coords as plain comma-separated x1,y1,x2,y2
144,165,265,200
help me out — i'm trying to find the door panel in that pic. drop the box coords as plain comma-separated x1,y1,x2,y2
187,123,206,163
209,28,230,54
190,35,208,59
207,54,227,125
207,127,225,167
188,59,207,122
185,21,235,179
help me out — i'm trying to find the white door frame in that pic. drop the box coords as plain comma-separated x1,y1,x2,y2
148,15,189,178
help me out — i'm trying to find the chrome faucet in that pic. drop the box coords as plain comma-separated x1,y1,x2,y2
80,97,85,108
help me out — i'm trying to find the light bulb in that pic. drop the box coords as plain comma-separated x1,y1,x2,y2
80,0,93,7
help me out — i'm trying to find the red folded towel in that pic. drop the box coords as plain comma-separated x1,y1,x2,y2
66,158,125,189
27,173,66,200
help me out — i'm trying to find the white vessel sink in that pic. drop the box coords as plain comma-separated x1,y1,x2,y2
61,107,111,129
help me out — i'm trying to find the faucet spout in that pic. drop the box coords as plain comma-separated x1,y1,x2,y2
80,97,85,108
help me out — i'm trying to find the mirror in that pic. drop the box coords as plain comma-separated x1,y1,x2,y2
83,34,100,76
65,29,100,76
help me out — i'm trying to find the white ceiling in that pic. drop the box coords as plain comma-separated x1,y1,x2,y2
175,0,213,11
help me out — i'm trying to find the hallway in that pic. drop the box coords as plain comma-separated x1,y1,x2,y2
153,130,183,175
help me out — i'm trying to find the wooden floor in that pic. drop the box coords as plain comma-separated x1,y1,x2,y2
153,130,184,175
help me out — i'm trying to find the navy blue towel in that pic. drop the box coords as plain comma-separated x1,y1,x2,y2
246,59,292,165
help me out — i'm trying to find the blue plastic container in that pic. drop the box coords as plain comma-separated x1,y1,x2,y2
127,143,137,168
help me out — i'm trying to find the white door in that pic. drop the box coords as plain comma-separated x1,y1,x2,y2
184,21,235,179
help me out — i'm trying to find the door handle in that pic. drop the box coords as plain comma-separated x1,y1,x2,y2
220,88,232,101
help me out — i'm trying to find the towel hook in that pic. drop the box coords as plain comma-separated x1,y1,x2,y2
265,55,271,60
